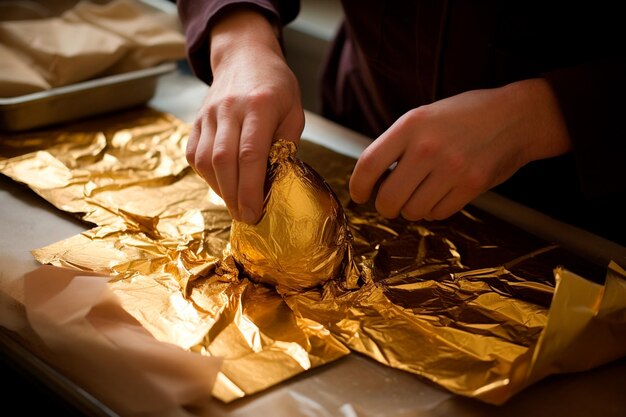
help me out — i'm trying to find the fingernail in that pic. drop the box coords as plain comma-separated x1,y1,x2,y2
240,207,257,224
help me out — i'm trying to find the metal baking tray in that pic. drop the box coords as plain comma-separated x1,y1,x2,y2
0,61,177,132
0,0,180,133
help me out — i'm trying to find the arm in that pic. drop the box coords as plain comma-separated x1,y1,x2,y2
177,1,300,85
177,2,304,224
347,1,626,224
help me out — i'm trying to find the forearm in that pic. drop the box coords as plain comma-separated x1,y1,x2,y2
500,78,571,164
181,2,305,225
177,0,300,85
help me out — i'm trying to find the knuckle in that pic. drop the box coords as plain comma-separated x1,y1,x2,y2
195,152,213,173
413,139,439,159
247,88,274,106
217,95,237,112
185,146,196,166
349,178,367,203
354,149,383,180
445,151,467,175
464,168,488,192
407,105,431,121
239,145,265,165
211,147,232,168
358,148,377,168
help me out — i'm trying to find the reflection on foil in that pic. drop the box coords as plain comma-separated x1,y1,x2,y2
1,108,624,405
230,139,352,292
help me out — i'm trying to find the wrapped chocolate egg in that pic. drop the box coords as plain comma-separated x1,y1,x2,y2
230,139,350,291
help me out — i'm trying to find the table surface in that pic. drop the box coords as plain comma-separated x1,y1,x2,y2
2,66,626,417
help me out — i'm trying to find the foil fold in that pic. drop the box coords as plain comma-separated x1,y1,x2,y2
1,108,625,405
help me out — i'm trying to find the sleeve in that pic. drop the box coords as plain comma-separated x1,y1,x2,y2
544,58,626,199
176,0,300,85
538,3,626,201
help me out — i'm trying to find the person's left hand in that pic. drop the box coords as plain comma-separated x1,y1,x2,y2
349,78,571,221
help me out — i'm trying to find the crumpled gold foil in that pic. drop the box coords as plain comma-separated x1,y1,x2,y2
1,108,625,405
230,139,351,292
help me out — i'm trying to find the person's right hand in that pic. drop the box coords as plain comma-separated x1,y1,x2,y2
186,9,305,224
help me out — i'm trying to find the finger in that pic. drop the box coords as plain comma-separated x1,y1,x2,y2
425,184,480,220
350,136,404,204
401,151,484,221
374,155,431,218
211,115,242,220
190,115,220,194
274,105,305,146
399,171,453,221
186,118,201,167
237,113,276,224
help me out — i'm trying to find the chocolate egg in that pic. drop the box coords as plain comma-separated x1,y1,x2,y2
230,139,349,291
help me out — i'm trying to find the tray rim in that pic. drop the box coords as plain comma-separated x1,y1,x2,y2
0,61,178,108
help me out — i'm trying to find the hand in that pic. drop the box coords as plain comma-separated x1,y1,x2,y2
186,9,305,224
349,78,571,221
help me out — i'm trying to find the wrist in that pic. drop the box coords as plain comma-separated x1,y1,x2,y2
210,8,283,73
504,78,572,162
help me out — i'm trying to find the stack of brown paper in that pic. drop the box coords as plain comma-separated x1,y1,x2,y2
0,0,185,97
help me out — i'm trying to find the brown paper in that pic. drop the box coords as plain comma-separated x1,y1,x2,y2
63,0,186,74
0,17,129,87
0,0,185,97
0,44,51,97
21,264,222,416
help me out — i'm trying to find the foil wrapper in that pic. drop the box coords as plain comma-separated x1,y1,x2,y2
1,108,625,405
230,139,350,292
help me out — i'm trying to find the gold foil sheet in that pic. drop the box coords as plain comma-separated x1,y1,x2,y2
1,107,625,405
